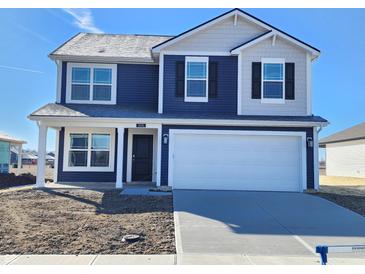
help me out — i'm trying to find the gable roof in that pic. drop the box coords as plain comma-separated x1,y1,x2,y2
152,8,320,57
49,33,172,63
230,30,273,53
320,122,365,145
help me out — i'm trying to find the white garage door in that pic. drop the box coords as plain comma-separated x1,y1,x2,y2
169,130,306,192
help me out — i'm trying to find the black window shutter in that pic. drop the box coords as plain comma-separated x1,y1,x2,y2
252,62,261,99
208,61,218,98
176,61,185,97
285,63,295,100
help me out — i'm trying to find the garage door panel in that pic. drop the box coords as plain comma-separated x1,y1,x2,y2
171,131,304,192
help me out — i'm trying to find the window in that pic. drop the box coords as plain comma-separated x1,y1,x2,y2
67,63,117,104
185,57,209,102
63,128,115,172
261,58,285,103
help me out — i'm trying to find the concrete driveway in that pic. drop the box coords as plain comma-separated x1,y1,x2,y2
173,190,365,264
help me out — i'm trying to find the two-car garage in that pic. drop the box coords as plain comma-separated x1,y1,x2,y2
168,129,307,192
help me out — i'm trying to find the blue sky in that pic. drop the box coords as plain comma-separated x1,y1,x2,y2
0,8,364,156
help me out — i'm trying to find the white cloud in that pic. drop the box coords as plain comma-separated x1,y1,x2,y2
63,9,103,33
0,65,43,74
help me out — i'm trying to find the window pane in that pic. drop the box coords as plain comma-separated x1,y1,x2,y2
70,134,88,149
93,85,111,101
91,151,109,167
187,62,207,79
94,68,112,84
72,68,90,83
263,63,283,80
71,84,90,100
263,82,283,99
187,80,206,97
92,134,110,150
69,151,87,167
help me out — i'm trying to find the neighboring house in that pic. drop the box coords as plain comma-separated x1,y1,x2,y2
21,151,38,165
28,9,328,192
320,122,365,178
0,132,26,174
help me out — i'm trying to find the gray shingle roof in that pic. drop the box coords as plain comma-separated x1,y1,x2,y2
29,103,328,124
49,33,173,63
320,122,365,145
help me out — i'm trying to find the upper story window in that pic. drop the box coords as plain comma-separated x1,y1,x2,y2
261,58,285,104
185,57,209,102
66,63,117,104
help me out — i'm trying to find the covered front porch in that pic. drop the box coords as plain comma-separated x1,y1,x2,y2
33,120,162,189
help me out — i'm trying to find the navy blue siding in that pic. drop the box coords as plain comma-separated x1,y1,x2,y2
160,125,314,189
60,62,158,109
57,127,128,183
163,55,238,115
117,64,158,109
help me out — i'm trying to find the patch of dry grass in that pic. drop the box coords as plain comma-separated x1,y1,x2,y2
320,175,365,186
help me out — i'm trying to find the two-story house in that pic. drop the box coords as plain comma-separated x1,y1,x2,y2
29,9,328,192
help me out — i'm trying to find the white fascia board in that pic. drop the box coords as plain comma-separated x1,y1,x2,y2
49,54,159,65
152,10,244,53
28,115,329,129
231,31,274,54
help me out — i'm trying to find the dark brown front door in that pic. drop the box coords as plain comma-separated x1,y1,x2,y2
132,134,153,181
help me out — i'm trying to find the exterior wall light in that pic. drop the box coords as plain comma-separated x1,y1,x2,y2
163,134,169,145
307,137,313,148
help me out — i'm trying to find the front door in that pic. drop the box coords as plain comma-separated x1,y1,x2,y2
132,134,153,181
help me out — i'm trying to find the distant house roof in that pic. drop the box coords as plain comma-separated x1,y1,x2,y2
49,33,172,63
0,132,26,145
320,122,365,146
29,103,328,125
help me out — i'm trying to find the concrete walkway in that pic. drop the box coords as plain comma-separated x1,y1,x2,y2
2,254,365,265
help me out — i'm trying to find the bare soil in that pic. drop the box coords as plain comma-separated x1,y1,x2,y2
0,189,175,254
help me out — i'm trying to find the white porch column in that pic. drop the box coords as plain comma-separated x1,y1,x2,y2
313,127,319,190
116,127,125,189
53,128,60,183
156,125,162,186
16,144,22,175
36,123,47,188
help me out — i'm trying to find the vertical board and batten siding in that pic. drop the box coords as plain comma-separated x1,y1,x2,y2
241,37,308,116
163,55,238,114
326,139,365,178
57,127,128,182
60,62,159,110
164,16,266,52
117,64,158,109
160,125,314,189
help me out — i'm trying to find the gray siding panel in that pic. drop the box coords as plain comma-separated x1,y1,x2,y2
161,125,314,189
163,55,238,115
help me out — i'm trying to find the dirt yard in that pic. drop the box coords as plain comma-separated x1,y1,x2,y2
9,165,54,180
310,175,365,217
0,189,175,254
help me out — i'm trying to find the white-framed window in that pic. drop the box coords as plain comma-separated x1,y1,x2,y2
184,56,209,102
261,58,285,104
63,128,115,172
66,63,117,104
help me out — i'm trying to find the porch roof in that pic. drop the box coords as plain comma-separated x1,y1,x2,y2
29,103,328,124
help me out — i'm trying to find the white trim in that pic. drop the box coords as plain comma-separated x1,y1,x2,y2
66,63,117,105
126,128,157,183
261,57,285,104
306,53,312,115
16,144,22,176
168,129,307,192
156,124,162,186
30,116,329,129
231,31,274,54
184,56,209,103
160,51,231,56
158,53,164,113
116,127,124,188
313,127,319,190
53,128,60,183
56,60,62,103
237,53,242,115
63,127,115,172
50,55,159,65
